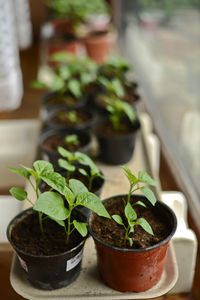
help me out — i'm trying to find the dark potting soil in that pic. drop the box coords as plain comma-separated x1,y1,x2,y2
42,134,85,152
46,95,78,107
52,110,91,127
91,197,171,249
95,120,138,137
11,211,84,256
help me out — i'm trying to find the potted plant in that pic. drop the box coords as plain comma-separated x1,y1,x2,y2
46,106,96,132
39,128,92,170
57,147,105,197
88,166,177,292
46,0,111,37
94,96,140,164
6,160,110,290
31,53,98,118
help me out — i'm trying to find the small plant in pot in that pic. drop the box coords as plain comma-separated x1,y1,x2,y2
7,160,109,290
94,96,140,164
39,128,92,170
31,53,97,117
46,107,95,132
46,0,110,38
57,147,105,197
88,166,177,292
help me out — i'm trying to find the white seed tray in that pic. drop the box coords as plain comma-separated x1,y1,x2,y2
9,114,178,299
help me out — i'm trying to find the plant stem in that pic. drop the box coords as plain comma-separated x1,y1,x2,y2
66,208,72,244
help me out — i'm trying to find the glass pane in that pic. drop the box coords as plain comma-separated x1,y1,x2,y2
118,0,200,210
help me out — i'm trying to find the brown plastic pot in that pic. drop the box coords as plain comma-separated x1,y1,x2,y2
88,195,177,292
84,30,117,63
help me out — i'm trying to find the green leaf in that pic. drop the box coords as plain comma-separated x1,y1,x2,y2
112,214,124,226
68,79,81,98
121,166,137,184
125,203,137,222
41,172,66,194
128,237,133,246
77,192,110,218
58,65,71,80
49,217,65,227
78,168,88,177
7,166,30,179
33,160,54,176
73,220,87,237
135,200,146,208
9,187,27,201
64,186,75,206
138,171,157,186
30,80,47,90
22,166,38,181
34,191,69,220
51,74,65,91
112,78,125,98
58,158,75,172
58,146,73,158
69,179,88,197
137,218,154,235
140,186,157,206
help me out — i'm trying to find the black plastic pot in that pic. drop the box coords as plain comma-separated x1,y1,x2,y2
45,107,96,132
39,128,92,170
41,92,88,120
95,119,140,165
7,208,87,290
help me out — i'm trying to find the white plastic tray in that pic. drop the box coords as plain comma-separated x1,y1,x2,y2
9,114,178,299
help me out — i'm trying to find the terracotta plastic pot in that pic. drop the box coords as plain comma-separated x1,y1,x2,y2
39,128,92,170
7,208,87,290
88,195,177,292
95,119,140,165
84,30,117,63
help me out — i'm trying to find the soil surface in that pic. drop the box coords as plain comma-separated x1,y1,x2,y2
52,109,91,127
46,94,79,107
91,196,172,249
11,210,84,256
42,133,87,152
95,118,140,137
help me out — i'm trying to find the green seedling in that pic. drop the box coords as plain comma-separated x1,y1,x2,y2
104,96,137,131
64,134,80,148
31,53,97,99
57,110,82,124
112,166,157,246
97,77,125,98
8,160,110,244
58,147,104,191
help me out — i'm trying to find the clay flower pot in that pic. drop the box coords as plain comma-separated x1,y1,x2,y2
7,208,87,290
88,195,177,292
84,30,117,63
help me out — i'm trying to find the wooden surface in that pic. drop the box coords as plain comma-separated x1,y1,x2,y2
0,43,200,300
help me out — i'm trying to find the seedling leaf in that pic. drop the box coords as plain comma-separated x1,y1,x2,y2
9,187,27,201
7,167,30,179
33,160,54,176
138,171,157,186
73,220,87,237
34,191,69,220
77,192,110,218
69,179,88,197
137,218,154,235
125,203,137,221
41,172,66,194
112,215,124,225
140,186,157,206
